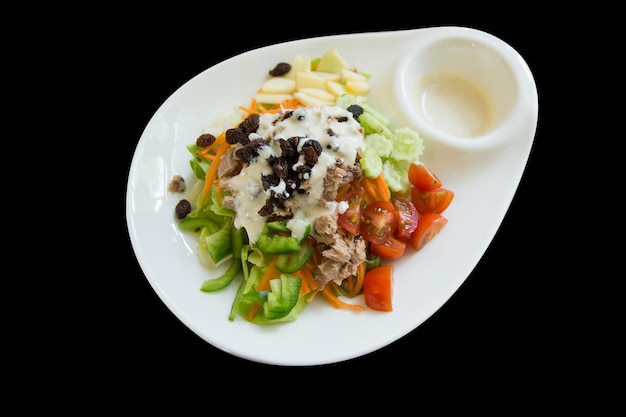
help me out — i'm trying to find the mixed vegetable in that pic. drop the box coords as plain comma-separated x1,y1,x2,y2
171,49,454,324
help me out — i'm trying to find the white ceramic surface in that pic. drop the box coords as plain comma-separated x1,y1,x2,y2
126,26,538,366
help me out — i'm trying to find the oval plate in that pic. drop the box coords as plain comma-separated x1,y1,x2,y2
126,26,538,366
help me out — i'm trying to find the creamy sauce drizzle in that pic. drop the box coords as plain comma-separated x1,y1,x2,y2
414,73,494,138
228,105,363,242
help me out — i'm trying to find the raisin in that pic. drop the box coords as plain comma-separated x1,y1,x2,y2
196,133,216,148
302,145,318,164
347,104,364,119
225,128,249,145
175,199,192,219
302,139,322,156
269,62,291,77
239,113,260,134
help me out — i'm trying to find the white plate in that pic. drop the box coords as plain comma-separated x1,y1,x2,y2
126,26,538,366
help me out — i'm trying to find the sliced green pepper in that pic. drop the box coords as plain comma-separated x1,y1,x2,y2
265,220,290,233
264,274,302,319
200,259,242,292
255,228,301,254
178,217,220,233
275,240,314,273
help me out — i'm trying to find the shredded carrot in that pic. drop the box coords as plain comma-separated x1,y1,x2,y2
293,265,318,295
374,173,392,201
246,303,261,321
305,290,319,302
256,258,280,292
240,97,303,116
200,132,229,204
322,283,364,311
342,262,366,299
240,98,262,115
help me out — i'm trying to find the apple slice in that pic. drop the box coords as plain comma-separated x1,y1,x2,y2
325,80,347,98
345,80,371,95
341,68,368,83
293,91,333,107
295,71,327,90
255,92,294,104
297,88,336,102
316,48,350,74
312,71,341,81
260,77,296,94
285,55,311,79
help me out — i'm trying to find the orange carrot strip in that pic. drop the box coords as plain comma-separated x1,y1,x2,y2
294,265,317,295
256,258,280,292
335,183,351,201
360,174,392,204
306,290,319,302
201,137,229,204
215,183,223,203
342,262,366,298
246,303,261,321
360,177,380,204
240,98,262,115
196,152,215,161
322,283,364,311
374,173,392,201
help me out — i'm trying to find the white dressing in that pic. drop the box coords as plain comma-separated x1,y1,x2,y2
228,105,363,242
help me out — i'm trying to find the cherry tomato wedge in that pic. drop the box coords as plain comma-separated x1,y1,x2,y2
411,187,455,214
363,265,394,311
408,162,442,191
370,236,407,260
392,197,418,238
337,188,364,234
360,200,398,244
410,213,448,251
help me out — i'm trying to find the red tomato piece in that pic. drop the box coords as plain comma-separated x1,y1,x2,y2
363,265,394,311
411,187,455,214
408,163,442,191
360,200,398,244
337,188,364,234
392,197,418,238
370,236,407,260
409,213,448,251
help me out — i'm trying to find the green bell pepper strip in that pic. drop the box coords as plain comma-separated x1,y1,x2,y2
255,231,301,254
178,217,220,233
200,259,242,292
264,274,302,319
265,220,291,233
275,240,314,273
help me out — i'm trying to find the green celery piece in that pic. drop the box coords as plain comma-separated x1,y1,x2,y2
361,102,390,126
358,112,393,138
389,127,425,162
359,147,383,178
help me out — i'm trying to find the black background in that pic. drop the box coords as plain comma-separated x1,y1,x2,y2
114,20,566,382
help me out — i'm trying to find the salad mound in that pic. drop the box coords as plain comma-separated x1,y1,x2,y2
170,49,454,324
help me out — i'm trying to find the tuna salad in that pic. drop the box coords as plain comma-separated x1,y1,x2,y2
217,105,366,288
